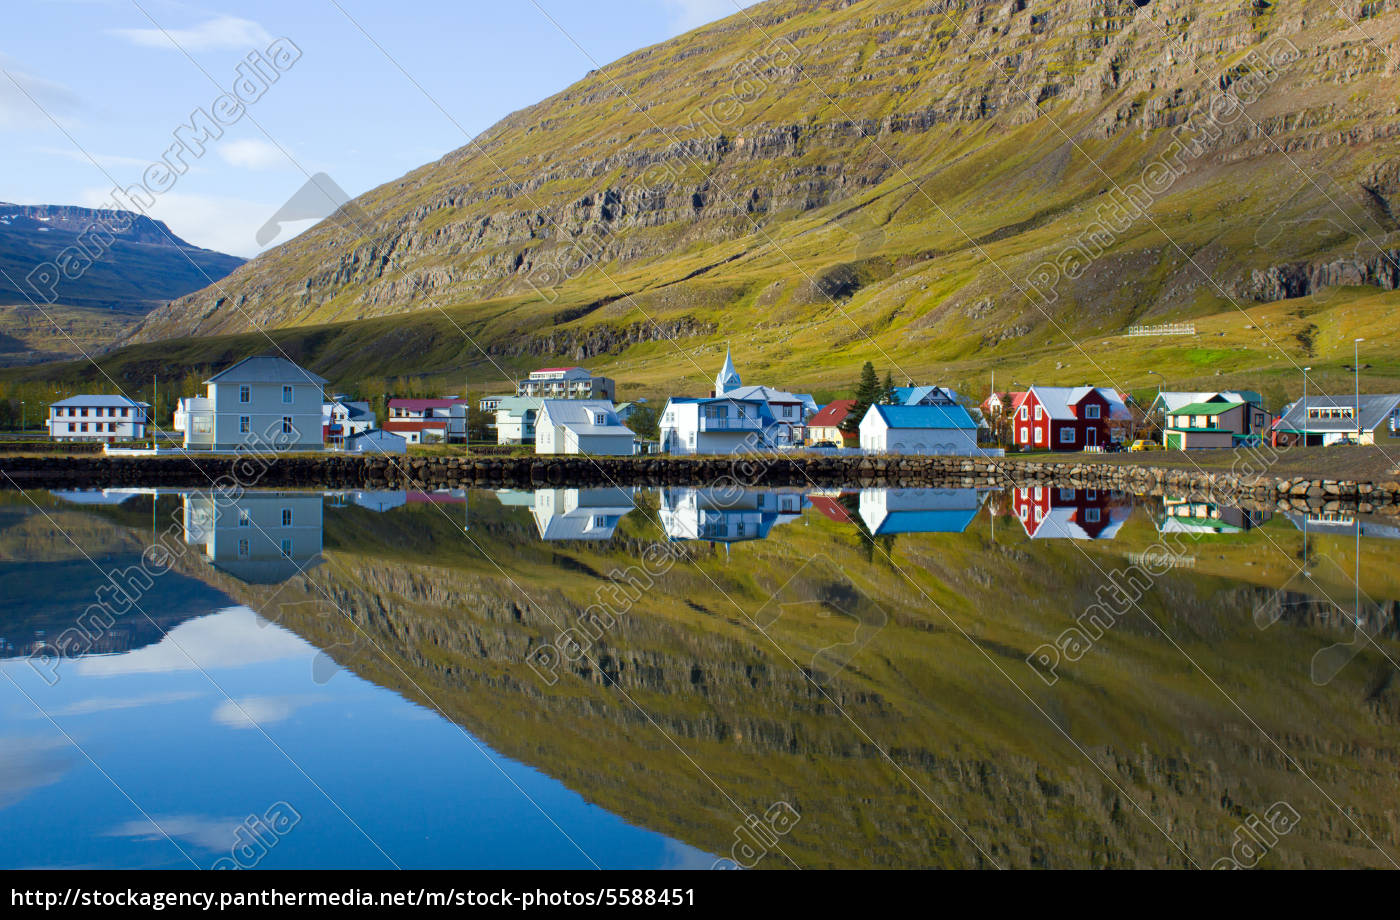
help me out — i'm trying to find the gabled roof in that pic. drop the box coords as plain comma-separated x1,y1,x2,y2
205,356,327,386
725,384,800,403
539,399,633,436
866,404,976,429
894,385,962,406
492,396,544,417
49,394,150,408
1274,394,1400,433
1151,390,1262,412
808,399,857,427
1027,386,1131,420
1169,401,1245,416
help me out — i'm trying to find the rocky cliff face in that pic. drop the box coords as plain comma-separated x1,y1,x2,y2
126,0,1400,369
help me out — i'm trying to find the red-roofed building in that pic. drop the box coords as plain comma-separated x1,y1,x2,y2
808,492,855,523
983,391,1028,416
384,397,469,444
806,399,858,446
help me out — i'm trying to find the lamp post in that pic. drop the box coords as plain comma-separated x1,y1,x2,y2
1301,366,1310,448
20,401,25,435
1354,338,1364,443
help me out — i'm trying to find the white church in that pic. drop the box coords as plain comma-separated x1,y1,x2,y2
658,349,813,455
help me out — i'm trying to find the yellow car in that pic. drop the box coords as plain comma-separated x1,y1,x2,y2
1129,439,1161,452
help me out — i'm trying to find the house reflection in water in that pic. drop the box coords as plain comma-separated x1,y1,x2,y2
1157,497,1270,535
1286,510,1400,541
858,488,987,535
182,491,324,584
659,487,807,544
1010,486,1130,540
530,488,635,541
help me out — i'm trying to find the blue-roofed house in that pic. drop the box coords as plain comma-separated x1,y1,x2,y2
858,488,985,535
857,403,980,455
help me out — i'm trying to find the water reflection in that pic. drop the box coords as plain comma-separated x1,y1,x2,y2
182,491,324,584
1009,486,1131,540
10,483,1400,868
659,487,807,543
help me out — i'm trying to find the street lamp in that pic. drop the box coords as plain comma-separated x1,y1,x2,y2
1301,367,1310,448
1354,338,1364,443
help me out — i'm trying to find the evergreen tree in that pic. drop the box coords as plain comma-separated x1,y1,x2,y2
841,361,882,435
881,372,897,406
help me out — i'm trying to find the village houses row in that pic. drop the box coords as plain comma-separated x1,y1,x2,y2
44,350,1400,456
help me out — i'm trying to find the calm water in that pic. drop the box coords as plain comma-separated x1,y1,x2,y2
1,485,1398,869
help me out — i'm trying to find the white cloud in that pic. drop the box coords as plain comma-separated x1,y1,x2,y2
0,737,74,809
51,690,206,717
110,16,272,52
35,145,161,171
74,607,315,675
660,0,760,33
212,694,321,730
104,814,243,852
0,55,80,131
77,186,281,258
218,138,286,170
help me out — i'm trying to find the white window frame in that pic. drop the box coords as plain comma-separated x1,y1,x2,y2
239,416,250,434
282,385,293,404
1059,427,1075,444
1084,404,1101,419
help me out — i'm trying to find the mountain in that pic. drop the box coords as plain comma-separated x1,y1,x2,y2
122,0,1400,373
0,203,244,311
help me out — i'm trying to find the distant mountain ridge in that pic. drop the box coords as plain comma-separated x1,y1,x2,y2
0,202,244,312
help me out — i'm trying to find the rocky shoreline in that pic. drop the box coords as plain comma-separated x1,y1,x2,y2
2,453,1398,515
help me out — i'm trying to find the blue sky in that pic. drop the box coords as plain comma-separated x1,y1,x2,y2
1,0,757,257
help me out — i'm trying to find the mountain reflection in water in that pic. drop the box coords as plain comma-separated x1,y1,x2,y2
2,485,1397,869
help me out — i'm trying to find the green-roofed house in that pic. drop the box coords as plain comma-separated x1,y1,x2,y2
1162,399,1255,449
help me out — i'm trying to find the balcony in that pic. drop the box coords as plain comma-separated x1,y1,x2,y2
699,415,764,432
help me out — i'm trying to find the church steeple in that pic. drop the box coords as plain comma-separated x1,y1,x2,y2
716,346,741,396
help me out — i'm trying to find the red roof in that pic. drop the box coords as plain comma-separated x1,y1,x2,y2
809,399,857,427
808,495,853,523
388,397,468,411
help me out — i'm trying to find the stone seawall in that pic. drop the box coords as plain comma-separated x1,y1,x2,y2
2,454,1397,515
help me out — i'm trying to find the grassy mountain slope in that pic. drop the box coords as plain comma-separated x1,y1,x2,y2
9,0,1400,407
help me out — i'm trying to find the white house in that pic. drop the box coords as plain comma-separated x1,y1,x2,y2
323,396,375,447
177,356,325,451
659,349,804,454
535,400,635,455
344,429,407,455
181,490,323,584
47,395,150,442
530,488,635,540
857,404,980,455
487,396,544,445
517,366,616,401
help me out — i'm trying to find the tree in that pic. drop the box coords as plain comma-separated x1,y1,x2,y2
627,404,660,441
842,362,882,436
881,372,897,406
466,404,493,444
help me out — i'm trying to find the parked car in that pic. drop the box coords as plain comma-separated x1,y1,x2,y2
1104,440,1126,453
1129,439,1160,452
810,440,839,449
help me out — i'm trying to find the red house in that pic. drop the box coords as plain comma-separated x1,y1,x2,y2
1010,386,1130,451
1010,486,1127,540
384,397,469,444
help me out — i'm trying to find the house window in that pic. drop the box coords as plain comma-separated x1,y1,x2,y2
1085,507,1101,523
1034,427,1043,443
239,510,250,527
281,508,293,526
240,385,251,403
1084,404,1100,419
239,416,250,434
1019,427,1028,443
238,539,249,556
280,538,293,558
1059,428,1075,444
282,417,293,435
1086,489,1097,501
193,417,211,434
80,423,88,432
282,385,293,404
1034,406,1043,421
1019,406,1028,421
688,432,696,447
1060,489,1076,501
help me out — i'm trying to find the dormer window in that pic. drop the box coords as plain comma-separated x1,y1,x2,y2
1084,404,1100,419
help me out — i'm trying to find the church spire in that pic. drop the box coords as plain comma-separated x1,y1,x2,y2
716,345,741,396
